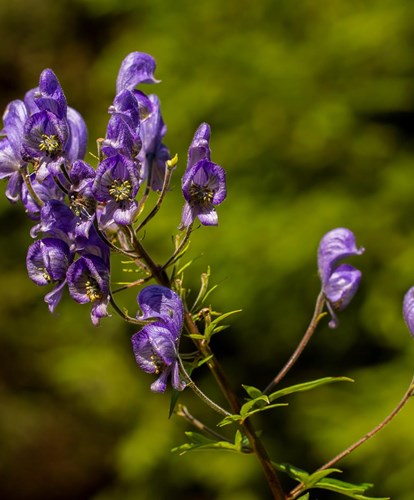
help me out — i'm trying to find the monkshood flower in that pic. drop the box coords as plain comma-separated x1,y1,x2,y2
92,153,141,228
26,238,72,313
21,110,69,180
31,68,88,161
318,227,364,328
131,285,186,393
138,94,170,191
180,157,226,229
403,288,414,339
66,255,110,326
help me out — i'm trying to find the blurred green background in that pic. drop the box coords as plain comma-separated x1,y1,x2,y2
1,0,414,498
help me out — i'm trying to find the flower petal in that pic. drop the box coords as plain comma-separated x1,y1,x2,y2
403,287,414,339
318,228,364,286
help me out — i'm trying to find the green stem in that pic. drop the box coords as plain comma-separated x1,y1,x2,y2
22,166,44,208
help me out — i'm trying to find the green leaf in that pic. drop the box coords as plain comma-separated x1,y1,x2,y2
171,431,243,455
242,384,264,399
195,354,214,368
307,468,342,486
298,494,310,500
168,389,182,419
204,309,242,341
273,462,310,483
314,477,390,499
240,395,270,416
268,376,354,402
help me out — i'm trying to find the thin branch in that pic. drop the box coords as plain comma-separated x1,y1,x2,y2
287,374,414,499
263,291,326,394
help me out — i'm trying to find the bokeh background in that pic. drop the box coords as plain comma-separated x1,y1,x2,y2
1,0,414,498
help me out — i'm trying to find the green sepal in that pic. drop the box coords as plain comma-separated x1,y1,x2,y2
268,376,354,402
171,430,244,455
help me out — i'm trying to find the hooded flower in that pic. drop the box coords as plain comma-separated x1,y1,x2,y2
180,124,226,229
66,255,111,326
92,153,141,228
131,285,185,393
318,228,364,328
26,237,73,313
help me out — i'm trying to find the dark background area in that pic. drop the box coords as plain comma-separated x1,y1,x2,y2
0,1,413,498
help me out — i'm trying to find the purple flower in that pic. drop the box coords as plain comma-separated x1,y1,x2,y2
318,228,364,328
403,288,414,339
66,255,110,326
26,238,72,313
131,285,185,393
21,110,69,180
180,158,226,229
92,153,141,228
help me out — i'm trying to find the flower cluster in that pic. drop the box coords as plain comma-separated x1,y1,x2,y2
0,51,227,388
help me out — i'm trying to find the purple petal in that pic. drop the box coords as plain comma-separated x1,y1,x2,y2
403,287,414,339
36,69,67,118
187,122,211,171
116,52,160,94
179,201,195,229
318,228,364,286
196,204,219,226
137,285,183,340
324,264,361,312
66,107,88,161
45,279,67,313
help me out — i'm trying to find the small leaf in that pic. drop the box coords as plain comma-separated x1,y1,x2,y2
298,494,310,500
273,462,310,483
307,468,342,486
314,477,390,499
204,309,242,340
240,395,270,416
168,389,181,419
268,377,354,402
195,354,214,368
171,431,243,455
242,384,264,399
